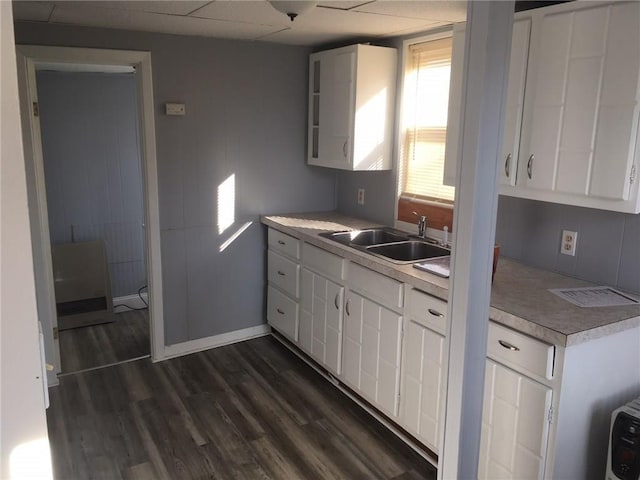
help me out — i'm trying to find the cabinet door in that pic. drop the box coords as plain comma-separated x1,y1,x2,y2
400,319,445,452
342,292,403,417
300,268,344,375
520,2,640,200
501,18,531,187
317,50,355,169
479,359,552,480
444,19,532,187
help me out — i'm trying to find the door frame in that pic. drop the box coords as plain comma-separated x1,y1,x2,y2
15,46,166,379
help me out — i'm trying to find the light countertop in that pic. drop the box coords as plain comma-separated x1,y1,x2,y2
261,211,640,347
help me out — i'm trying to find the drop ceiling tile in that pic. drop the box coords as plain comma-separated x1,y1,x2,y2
12,1,55,22
318,1,374,10
355,1,467,22
191,1,287,26
50,4,282,40
286,6,440,37
258,27,346,46
53,1,210,16
380,20,451,38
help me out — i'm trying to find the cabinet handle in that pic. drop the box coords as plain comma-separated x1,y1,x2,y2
278,240,286,245
505,153,511,178
334,293,340,310
277,270,285,276
277,308,285,315
527,154,534,179
498,339,520,351
345,299,350,316
428,308,444,318
343,139,348,157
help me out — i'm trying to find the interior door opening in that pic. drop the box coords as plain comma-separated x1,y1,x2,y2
16,46,165,386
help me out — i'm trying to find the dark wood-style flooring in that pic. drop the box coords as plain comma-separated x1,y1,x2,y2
47,335,436,480
59,309,150,374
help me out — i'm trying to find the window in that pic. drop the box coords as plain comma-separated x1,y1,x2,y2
400,36,455,204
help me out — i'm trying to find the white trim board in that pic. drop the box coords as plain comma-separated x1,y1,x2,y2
113,293,149,313
162,324,271,360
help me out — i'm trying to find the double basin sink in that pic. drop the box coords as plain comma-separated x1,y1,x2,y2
319,227,450,264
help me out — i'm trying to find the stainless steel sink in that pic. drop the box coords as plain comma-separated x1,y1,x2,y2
320,228,409,247
366,241,450,264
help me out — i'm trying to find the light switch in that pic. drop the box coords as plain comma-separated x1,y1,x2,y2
165,103,186,116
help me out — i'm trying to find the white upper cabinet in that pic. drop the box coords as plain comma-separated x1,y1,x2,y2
308,44,397,171
507,1,640,212
500,18,531,187
445,1,640,212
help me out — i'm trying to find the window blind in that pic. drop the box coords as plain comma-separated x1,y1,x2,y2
401,37,455,203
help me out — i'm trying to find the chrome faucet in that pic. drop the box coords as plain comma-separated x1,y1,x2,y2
412,211,427,239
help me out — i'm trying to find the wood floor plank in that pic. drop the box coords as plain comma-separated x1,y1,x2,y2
47,335,436,480
60,310,150,374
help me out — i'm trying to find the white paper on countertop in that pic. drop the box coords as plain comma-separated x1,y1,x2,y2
550,286,640,308
413,256,450,278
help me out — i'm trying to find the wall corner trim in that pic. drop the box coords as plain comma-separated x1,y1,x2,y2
159,324,270,361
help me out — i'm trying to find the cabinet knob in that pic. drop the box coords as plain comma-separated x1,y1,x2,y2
343,139,348,157
334,293,340,310
428,308,444,318
498,339,520,351
278,240,286,245
505,153,511,178
277,308,285,315
527,154,534,179
277,270,285,276
345,299,350,316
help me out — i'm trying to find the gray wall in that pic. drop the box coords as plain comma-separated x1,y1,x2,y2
37,70,146,299
496,196,640,294
16,22,337,344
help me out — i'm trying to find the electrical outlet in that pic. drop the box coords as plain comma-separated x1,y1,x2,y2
357,188,365,205
560,230,578,256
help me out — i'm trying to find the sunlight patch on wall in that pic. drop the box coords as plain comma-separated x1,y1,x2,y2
219,221,253,253
217,174,235,235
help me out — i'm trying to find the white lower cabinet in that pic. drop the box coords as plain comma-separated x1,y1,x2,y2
299,267,344,375
342,291,403,417
399,288,447,452
266,229,301,342
267,285,299,341
479,322,555,480
399,318,445,452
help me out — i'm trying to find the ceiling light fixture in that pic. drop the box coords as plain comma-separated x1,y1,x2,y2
269,1,318,21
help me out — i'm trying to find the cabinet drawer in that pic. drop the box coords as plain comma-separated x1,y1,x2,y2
487,322,554,380
405,288,447,335
302,243,346,281
268,229,300,259
267,286,299,341
349,263,403,309
267,250,299,298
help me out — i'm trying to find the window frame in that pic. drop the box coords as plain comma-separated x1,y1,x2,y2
394,29,456,237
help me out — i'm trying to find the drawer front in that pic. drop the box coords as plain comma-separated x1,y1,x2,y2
302,243,346,281
267,286,299,341
267,250,299,298
405,288,447,335
349,263,403,309
268,228,300,259
487,322,555,380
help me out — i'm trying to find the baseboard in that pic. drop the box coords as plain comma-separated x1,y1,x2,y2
113,293,149,314
161,324,270,360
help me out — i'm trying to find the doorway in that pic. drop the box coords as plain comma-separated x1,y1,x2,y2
16,46,165,384
37,66,149,373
